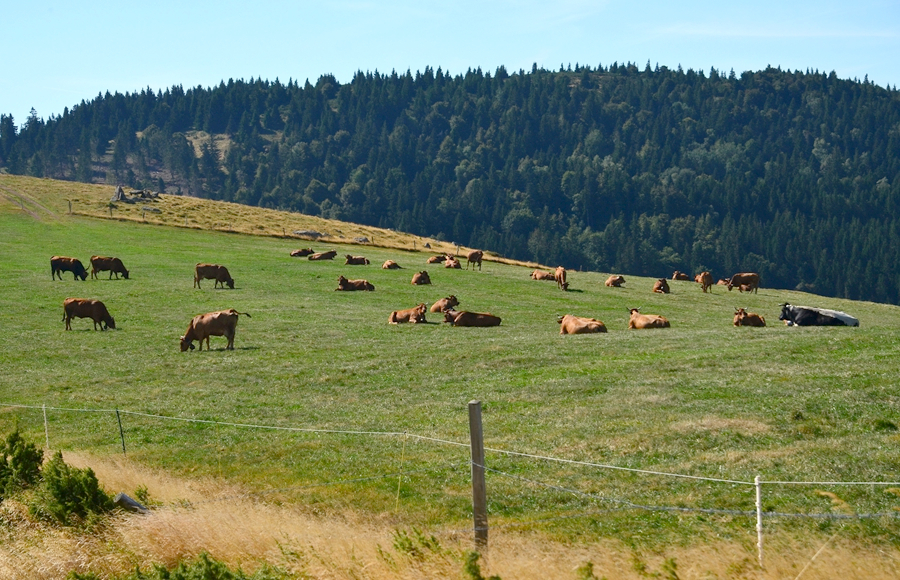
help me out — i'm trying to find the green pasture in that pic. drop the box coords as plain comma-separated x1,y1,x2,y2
1,204,900,547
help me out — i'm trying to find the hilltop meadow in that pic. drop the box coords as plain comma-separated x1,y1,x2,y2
1,175,900,579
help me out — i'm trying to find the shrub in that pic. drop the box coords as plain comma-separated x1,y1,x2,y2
0,428,43,498
66,552,287,579
30,451,114,525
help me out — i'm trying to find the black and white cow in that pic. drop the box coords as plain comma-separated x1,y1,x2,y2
778,304,859,327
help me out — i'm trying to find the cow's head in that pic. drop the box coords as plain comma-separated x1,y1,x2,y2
444,295,459,308
122,269,130,280
778,303,792,322
105,317,116,330
226,278,235,289
179,336,195,351
628,308,641,316
77,270,87,281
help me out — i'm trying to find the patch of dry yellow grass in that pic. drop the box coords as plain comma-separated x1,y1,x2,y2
0,453,896,580
0,174,544,269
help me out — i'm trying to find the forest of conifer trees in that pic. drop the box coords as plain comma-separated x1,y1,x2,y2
2,63,899,303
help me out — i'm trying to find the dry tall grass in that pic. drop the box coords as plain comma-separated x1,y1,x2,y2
0,453,896,580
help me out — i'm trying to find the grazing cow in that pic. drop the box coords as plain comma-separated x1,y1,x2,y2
672,271,690,281
778,304,859,327
652,279,670,294
308,250,338,261
51,256,88,281
695,271,713,293
180,309,250,351
62,298,115,330
336,275,374,291
290,248,314,257
628,308,670,329
733,308,766,327
194,263,234,289
388,303,427,324
727,272,760,293
345,255,370,265
427,255,446,264
558,314,607,335
444,256,461,269
531,270,556,281
605,275,625,287
411,271,432,285
431,295,459,313
382,260,402,269
90,256,129,280
466,250,484,271
555,266,568,291
443,309,501,327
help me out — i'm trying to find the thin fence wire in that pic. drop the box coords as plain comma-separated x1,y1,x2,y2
2,401,899,524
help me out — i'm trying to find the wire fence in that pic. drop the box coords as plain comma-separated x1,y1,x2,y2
2,400,899,567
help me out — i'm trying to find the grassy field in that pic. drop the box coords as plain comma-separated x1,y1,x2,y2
1,175,900,578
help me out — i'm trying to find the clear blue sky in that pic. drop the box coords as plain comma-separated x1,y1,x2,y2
2,0,898,126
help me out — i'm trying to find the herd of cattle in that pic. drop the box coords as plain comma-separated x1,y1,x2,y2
50,249,859,350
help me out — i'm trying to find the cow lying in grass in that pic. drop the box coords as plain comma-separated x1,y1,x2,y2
336,275,374,291
430,295,459,313
652,279,670,294
733,308,766,327
382,260,402,269
290,248,314,257
532,270,555,281
443,309,501,327
628,308,670,329
558,314,607,334
308,250,337,261
605,275,625,287
779,304,859,327
345,255,369,265
180,309,250,351
63,298,115,330
389,303,427,324
411,271,431,285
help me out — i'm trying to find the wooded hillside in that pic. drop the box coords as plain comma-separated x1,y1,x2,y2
2,63,899,303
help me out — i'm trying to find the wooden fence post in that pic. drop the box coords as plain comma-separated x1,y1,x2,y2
755,475,764,568
43,404,50,449
469,400,488,550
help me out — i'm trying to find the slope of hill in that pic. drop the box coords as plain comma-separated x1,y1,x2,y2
3,65,900,304
1,175,899,578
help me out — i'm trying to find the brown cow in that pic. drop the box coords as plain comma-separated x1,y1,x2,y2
388,303,428,324
466,250,483,271
443,309,501,327
90,256,129,280
672,271,690,281
336,275,374,291
628,308,670,329
652,279,670,294
727,272,760,293
62,298,115,330
734,308,766,327
444,256,461,269
194,263,234,289
180,309,250,351
308,250,338,261
290,248,314,257
558,314,607,335
531,270,556,281
555,266,568,291
411,271,432,285
427,255,446,264
431,295,459,313
51,256,88,281
605,275,625,287
695,271,713,293
382,260,402,269
345,255,370,265
738,284,753,293
716,279,729,286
